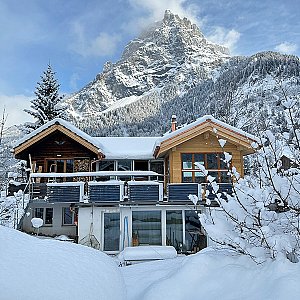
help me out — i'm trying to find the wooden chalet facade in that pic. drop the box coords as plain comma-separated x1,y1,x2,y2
14,120,100,175
13,116,257,254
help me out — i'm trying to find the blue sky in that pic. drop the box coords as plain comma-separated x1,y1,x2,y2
0,0,299,126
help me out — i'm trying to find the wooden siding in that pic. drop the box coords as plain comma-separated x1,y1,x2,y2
15,130,98,172
14,124,99,156
157,120,255,157
167,132,244,183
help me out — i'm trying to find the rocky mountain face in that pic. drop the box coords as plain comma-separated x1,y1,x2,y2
65,10,229,119
64,11,300,137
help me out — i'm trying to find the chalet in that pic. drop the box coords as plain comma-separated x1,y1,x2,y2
13,115,257,254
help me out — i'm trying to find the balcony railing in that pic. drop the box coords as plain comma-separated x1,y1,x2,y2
28,171,233,205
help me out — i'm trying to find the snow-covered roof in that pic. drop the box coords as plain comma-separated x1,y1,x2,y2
94,137,159,159
14,118,102,151
14,116,257,159
155,115,259,148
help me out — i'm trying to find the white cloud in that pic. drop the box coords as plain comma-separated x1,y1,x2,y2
70,22,121,58
69,73,80,91
275,42,298,54
0,94,33,127
124,0,202,34
207,27,241,54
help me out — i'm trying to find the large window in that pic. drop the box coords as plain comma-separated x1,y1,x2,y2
133,160,149,180
166,210,183,251
97,161,115,181
132,211,161,246
104,213,120,251
181,153,230,183
47,159,74,173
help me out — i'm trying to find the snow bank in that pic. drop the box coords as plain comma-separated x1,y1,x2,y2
0,226,125,300
123,248,300,300
119,246,177,262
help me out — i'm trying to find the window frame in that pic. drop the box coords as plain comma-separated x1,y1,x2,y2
132,210,162,246
34,207,53,226
62,207,76,226
46,159,74,173
181,153,231,183
103,212,120,252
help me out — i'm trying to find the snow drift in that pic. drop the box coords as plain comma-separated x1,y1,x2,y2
0,226,125,300
139,248,300,300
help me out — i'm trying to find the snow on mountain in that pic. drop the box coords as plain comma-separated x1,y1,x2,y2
70,51,300,137
65,10,229,120
63,11,299,138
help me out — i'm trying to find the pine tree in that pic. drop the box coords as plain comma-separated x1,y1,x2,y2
24,64,65,131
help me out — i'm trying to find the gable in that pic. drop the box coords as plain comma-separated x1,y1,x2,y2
155,118,257,157
14,121,101,158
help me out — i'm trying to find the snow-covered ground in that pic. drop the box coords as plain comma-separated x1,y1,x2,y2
123,249,300,300
1,226,300,300
0,226,125,300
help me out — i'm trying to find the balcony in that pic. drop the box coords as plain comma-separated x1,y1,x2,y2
27,171,233,206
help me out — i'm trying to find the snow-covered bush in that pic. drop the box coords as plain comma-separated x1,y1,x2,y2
0,190,27,228
199,97,300,263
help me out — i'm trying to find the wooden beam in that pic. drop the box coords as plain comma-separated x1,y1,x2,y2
14,124,100,156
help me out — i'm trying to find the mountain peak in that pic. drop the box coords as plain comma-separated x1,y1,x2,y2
163,10,181,23
162,10,193,29
65,12,230,118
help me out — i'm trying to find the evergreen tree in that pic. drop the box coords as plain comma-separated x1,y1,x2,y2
24,64,65,131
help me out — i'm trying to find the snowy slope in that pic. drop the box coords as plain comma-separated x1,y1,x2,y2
74,51,300,137
0,226,125,300
2,227,300,300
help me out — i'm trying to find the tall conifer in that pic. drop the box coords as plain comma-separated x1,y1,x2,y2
24,64,64,131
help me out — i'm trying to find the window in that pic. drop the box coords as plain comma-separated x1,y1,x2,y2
97,161,115,181
181,153,231,183
150,160,164,181
182,154,192,169
132,211,161,246
185,210,206,252
34,208,44,219
46,159,74,182
47,159,74,173
117,160,132,171
98,160,115,171
104,213,120,251
45,208,53,225
117,160,132,181
62,207,75,225
34,207,53,226
134,160,148,171
134,160,149,180
166,210,183,251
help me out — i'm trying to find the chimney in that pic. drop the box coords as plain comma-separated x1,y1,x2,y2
171,115,177,132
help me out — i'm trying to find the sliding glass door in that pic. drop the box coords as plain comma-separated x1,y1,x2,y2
132,211,161,246
103,213,120,251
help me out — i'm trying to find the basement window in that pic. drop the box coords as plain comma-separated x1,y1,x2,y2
34,207,53,226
